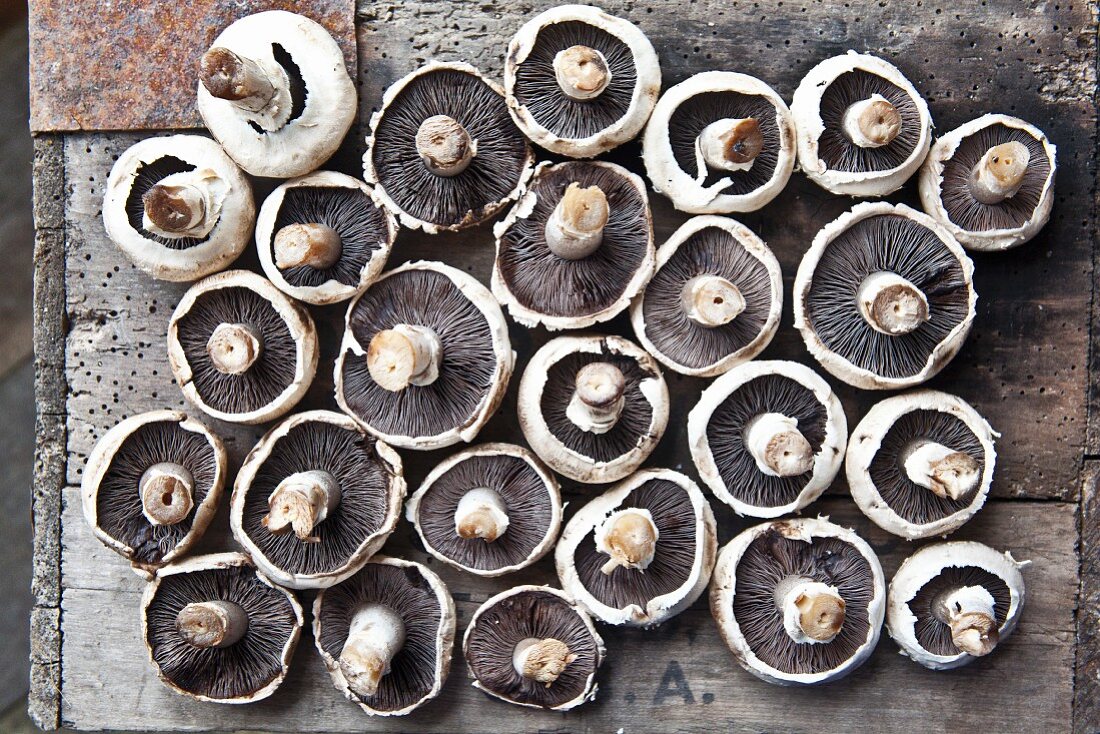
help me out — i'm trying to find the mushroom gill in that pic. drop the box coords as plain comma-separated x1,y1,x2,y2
907,565,1011,657
816,71,922,173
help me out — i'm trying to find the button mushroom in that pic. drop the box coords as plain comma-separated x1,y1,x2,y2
790,51,933,197
518,334,669,484
103,135,254,282
196,10,356,178
710,517,886,686
493,160,655,330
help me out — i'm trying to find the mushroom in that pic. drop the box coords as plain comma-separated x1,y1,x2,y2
687,360,847,518
642,71,797,213
710,517,886,686
919,114,1057,252
335,260,514,450
196,10,356,178
313,556,455,716
365,61,535,233
518,335,669,484
887,541,1026,669
141,552,303,703
463,585,605,710
631,215,783,377
81,410,227,575
503,4,661,158
794,202,977,390
167,269,319,424
493,160,655,330
790,51,932,197
406,443,562,577
256,171,397,306
102,135,254,281
555,468,717,627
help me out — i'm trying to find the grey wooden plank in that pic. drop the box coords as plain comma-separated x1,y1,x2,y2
1077,463,1100,734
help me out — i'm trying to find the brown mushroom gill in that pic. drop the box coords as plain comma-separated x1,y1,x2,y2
907,565,1010,657
817,71,922,173
124,156,212,250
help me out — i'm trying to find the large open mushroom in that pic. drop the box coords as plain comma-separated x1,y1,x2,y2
336,260,514,450
710,517,886,686
313,556,455,716
197,10,356,178
503,4,661,158
642,71,797,213
919,113,1057,252
493,160,654,330
794,202,977,390
103,135,254,281
141,552,303,703
688,360,847,518
168,269,319,424
631,215,783,377
406,443,562,577
519,335,669,484
464,585,605,710
790,51,932,197
887,541,1025,670
555,468,717,627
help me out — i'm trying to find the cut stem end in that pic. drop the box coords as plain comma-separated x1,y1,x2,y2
682,274,746,327
566,361,626,434
262,470,341,542
139,462,195,526
776,578,846,644
339,604,406,698
367,324,443,391
176,600,249,649
744,413,815,478
553,45,611,101
206,322,263,375
416,115,476,177
857,271,930,336
903,441,981,500
969,141,1031,204
596,508,659,575
513,637,577,687
545,183,609,260
273,222,342,270
454,487,510,542
842,95,902,148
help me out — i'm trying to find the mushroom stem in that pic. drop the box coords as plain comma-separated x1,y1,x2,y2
176,600,249,649
595,508,659,575
339,604,407,697
273,222,342,270
416,115,477,177
968,141,1031,204
367,324,443,391
695,118,764,174
200,47,281,111
841,94,902,148
681,274,746,327
142,181,207,237
139,462,195,526
932,584,1000,657
856,271,930,336
512,637,577,687
566,361,626,435
454,487,510,542
553,45,611,101
206,322,263,375
774,577,846,645
743,413,815,478
545,183,610,261
262,470,341,542
902,440,981,500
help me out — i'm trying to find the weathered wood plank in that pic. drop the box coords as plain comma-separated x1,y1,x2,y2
1077,463,1100,734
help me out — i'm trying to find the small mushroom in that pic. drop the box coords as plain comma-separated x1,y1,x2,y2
141,552,303,702
887,541,1026,670
504,4,661,158
631,215,783,377
519,335,669,484
313,556,455,716
406,443,562,577
103,135,254,281
688,360,847,518
919,114,1057,252
790,51,933,197
365,61,535,233
555,469,717,627
463,585,605,709
710,517,886,686
256,171,397,305
336,261,514,450
794,202,977,390
168,269,319,424
197,10,356,178
493,160,655,330
642,71,797,213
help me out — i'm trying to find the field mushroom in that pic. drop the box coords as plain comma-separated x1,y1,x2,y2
464,585,605,710
642,71,797,213
710,517,886,686
919,114,1057,252
103,135,254,281
406,443,562,577
887,541,1026,669
256,171,397,305
503,4,661,158
81,410,227,575
518,335,669,484
336,261,514,450
555,468,717,627
365,62,535,233
493,160,654,330
313,556,455,716
794,202,976,390
688,360,847,518
168,269,319,424
790,51,932,197
141,552,303,703
631,215,783,377
196,10,356,178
